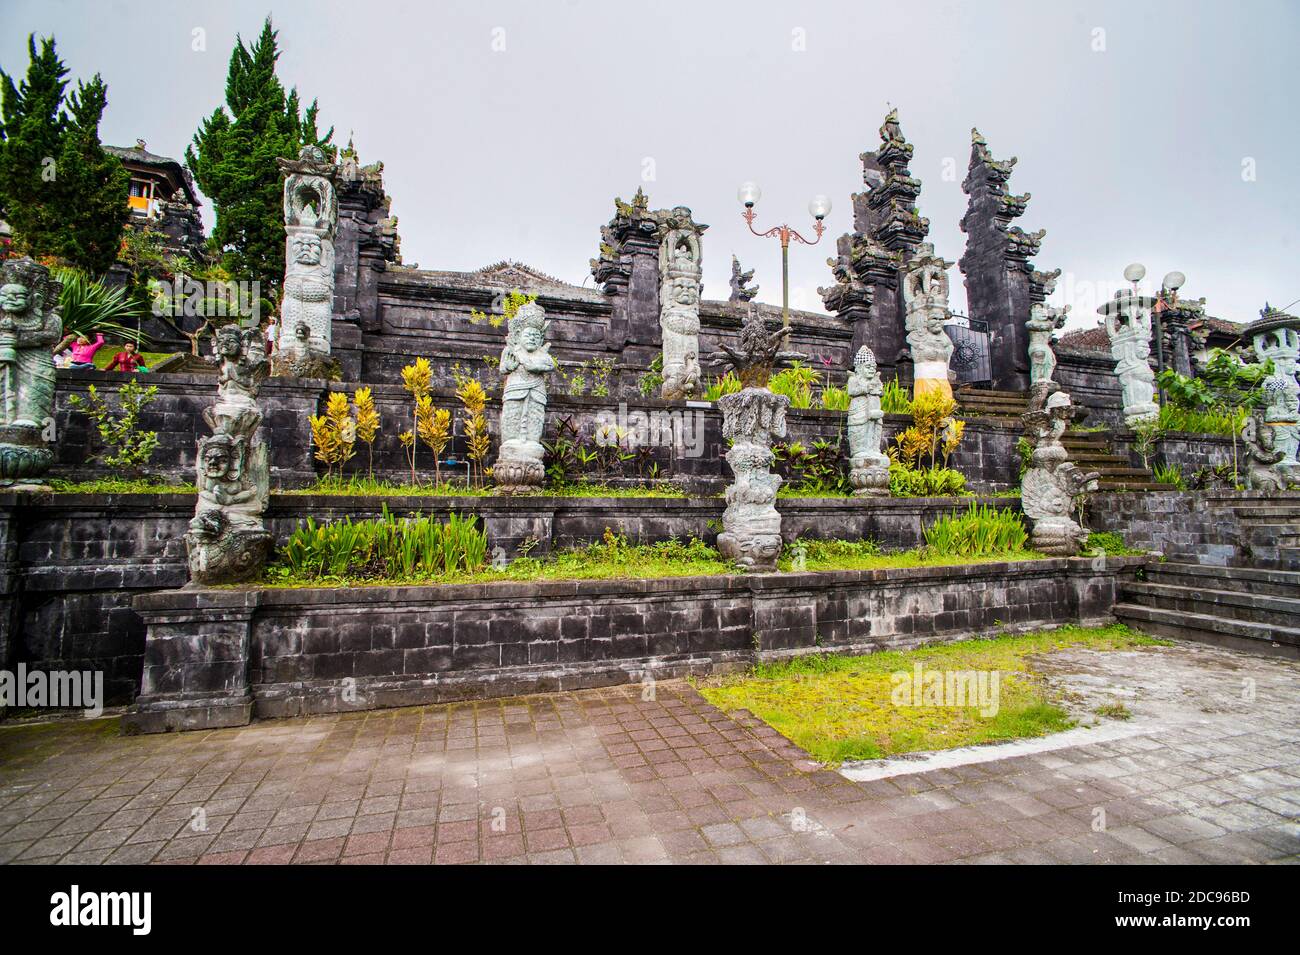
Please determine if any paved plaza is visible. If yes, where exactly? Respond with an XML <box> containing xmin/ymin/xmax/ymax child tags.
<box><xmin>1</xmin><ymin>639</ymin><xmax>1298</xmax><ymax>865</ymax></box>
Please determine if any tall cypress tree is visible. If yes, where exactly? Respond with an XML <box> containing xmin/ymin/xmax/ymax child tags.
<box><xmin>187</xmin><ymin>18</ymin><xmax>332</xmax><ymax>299</ymax></box>
<box><xmin>0</xmin><ymin>35</ymin><xmax>128</xmax><ymax>272</ymax></box>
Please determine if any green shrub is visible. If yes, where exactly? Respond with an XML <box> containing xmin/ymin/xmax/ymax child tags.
<box><xmin>818</xmin><ymin>384</ymin><xmax>850</xmax><ymax>412</ymax></box>
<box><xmin>1157</xmin><ymin>403</ymin><xmax>1243</xmax><ymax>437</ymax></box>
<box><xmin>1083</xmin><ymin>531</ymin><xmax>1144</xmax><ymax>556</ymax></box>
<box><xmin>881</xmin><ymin>377</ymin><xmax>912</xmax><ymax>415</ymax></box>
<box><xmin>1152</xmin><ymin>463</ymin><xmax>1186</xmax><ymax>490</ymax></box>
<box><xmin>702</xmin><ymin>372</ymin><xmax>742</xmax><ymax>401</ymax></box>
<box><xmin>67</xmin><ymin>380</ymin><xmax>160</xmax><ymax>470</ymax></box>
<box><xmin>55</xmin><ymin>267</ymin><xmax>148</xmax><ymax>343</ymax></box>
<box><xmin>888</xmin><ymin>463</ymin><xmax>966</xmax><ymax>497</ymax></box>
<box><xmin>769</xmin><ymin>361</ymin><xmax>818</xmax><ymax>409</ymax></box>
<box><xmin>923</xmin><ymin>503</ymin><xmax>1028</xmax><ymax>557</ymax></box>
<box><xmin>279</xmin><ymin>508</ymin><xmax>488</xmax><ymax>580</ymax></box>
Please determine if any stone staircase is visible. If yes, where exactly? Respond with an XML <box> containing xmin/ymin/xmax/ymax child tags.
<box><xmin>1114</xmin><ymin>562</ymin><xmax>1300</xmax><ymax>659</ymax></box>
<box><xmin>953</xmin><ymin>386</ymin><xmax>1171</xmax><ymax>491</ymax></box>
<box><xmin>1229</xmin><ymin>497</ymin><xmax>1300</xmax><ymax>571</ymax></box>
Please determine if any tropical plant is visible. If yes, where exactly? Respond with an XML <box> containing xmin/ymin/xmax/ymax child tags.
<box><xmin>774</xmin><ymin>438</ymin><xmax>851</xmax><ymax>496</ymax></box>
<box><xmin>455</xmin><ymin>374</ymin><xmax>491</xmax><ymax>487</ymax></box>
<box><xmin>352</xmin><ymin>387</ymin><xmax>380</xmax><ymax>478</ymax></box>
<box><xmin>53</xmin><ymin>267</ymin><xmax>147</xmax><ymax>343</ymax></box>
<box><xmin>1153</xmin><ymin>463</ymin><xmax>1186</xmax><ymax>490</ymax></box>
<box><xmin>399</xmin><ymin>357</ymin><xmax>432</xmax><ymax>484</ymax></box>
<box><xmin>703</xmin><ymin>371</ymin><xmax>742</xmax><ymax>401</ymax></box>
<box><xmin>67</xmin><ymin>379</ymin><xmax>159</xmax><ymax>470</ymax></box>
<box><xmin>638</xmin><ymin>353</ymin><xmax>664</xmax><ymax>398</ymax></box>
<box><xmin>888</xmin><ymin>462</ymin><xmax>967</xmax><ymax>497</ymax></box>
<box><xmin>186</xmin><ymin>17</ymin><xmax>333</xmax><ymax>296</ymax></box>
<box><xmin>1129</xmin><ymin>421</ymin><xmax>1165</xmax><ymax>471</ymax></box>
<box><xmin>279</xmin><ymin>507</ymin><xmax>488</xmax><ymax>580</ymax></box>
<box><xmin>769</xmin><ymin>361</ymin><xmax>818</xmax><ymax>409</ymax></box>
<box><xmin>468</xmin><ymin>289</ymin><xmax>534</xmax><ymax>328</ymax></box>
<box><xmin>819</xmin><ymin>384</ymin><xmax>850</xmax><ymax>412</ymax></box>
<box><xmin>923</xmin><ymin>503</ymin><xmax>1027</xmax><ymax>557</ymax></box>
<box><xmin>881</xmin><ymin>377</ymin><xmax>912</xmax><ymax>415</ymax></box>
<box><xmin>308</xmin><ymin>391</ymin><xmax>356</xmax><ymax>480</ymax></box>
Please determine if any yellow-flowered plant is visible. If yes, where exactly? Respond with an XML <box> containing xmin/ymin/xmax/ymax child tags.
<box><xmin>400</xmin><ymin>357</ymin><xmax>433</xmax><ymax>484</ymax></box>
<box><xmin>890</xmin><ymin>390</ymin><xmax>964</xmax><ymax>471</ymax></box>
<box><xmin>414</xmin><ymin>396</ymin><xmax>452</xmax><ymax>485</ymax></box>
<box><xmin>308</xmin><ymin>391</ymin><xmax>357</xmax><ymax>480</ymax></box>
<box><xmin>456</xmin><ymin>376</ymin><xmax>490</xmax><ymax>488</ymax></box>
<box><xmin>352</xmin><ymin>387</ymin><xmax>380</xmax><ymax>477</ymax></box>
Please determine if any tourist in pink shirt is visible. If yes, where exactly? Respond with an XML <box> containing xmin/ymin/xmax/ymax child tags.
<box><xmin>54</xmin><ymin>332</ymin><xmax>105</xmax><ymax>369</ymax></box>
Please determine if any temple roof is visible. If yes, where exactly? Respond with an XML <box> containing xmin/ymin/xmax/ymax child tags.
<box><xmin>105</xmin><ymin>142</ymin><xmax>200</xmax><ymax>205</ymax></box>
<box><xmin>470</xmin><ymin>260</ymin><xmax>579</xmax><ymax>290</ymax></box>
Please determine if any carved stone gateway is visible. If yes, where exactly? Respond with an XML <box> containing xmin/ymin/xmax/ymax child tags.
<box><xmin>710</xmin><ymin>311</ymin><xmax>805</xmax><ymax>571</ymax></box>
<box><xmin>846</xmin><ymin>346</ymin><xmax>890</xmax><ymax>496</ymax></box>
<box><xmin>657</xmin><ymin>207</ymin><xmax>706</xmax><ymax>400</ymax></box>
<box><xmin>494</xmin><ymin>302</ymin><xmax>555</xmax><ymax>493</ymax></box>
<box><xmin>1245</xmin><ymin>307</ymin><xmax>1300</xmax><ymax>487</ymax></box>
<box><xmin>728</xmin><ymin>255</ymin><xmax>758</xmax><ymax>303</ymax></box>
<box><xmin>1097</xmin><ymin>287</ymin><xmax>1159</xmax><ymax>428</ymax></box>
<box><xmin>278</xmin><ymin>145</ymin><xmax>338</xmax><ymax>368</ymax></box>
<box><xmin>902</xmin><ymin>243</ymin><xmax>955</xmax><ymax>400</ymax></box>
<box><xmin>0</xmin><ymin>258</ymin><xmax>61</xmax><ymax>489</ymax></box>
<box><xmin>186</xmin><ymin>324</ymin><xmax>272</xmax><ymax>584</ymax></box>
<box><xmin>1020</xmin><ymin>391</ymin><xmax>1099</xmax><ymax>555</ymax></box>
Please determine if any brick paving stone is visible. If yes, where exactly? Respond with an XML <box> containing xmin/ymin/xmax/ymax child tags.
<box><xmin>1</xmin><ymin>643</ymin><xmax>1297</xmax><ymax>865</ymax></box>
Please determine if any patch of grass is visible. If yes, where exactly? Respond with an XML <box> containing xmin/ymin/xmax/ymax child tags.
<box><xmin>48</xmin><ymin>478</ymin><xmax>195</xmax><ymax>494</ymax></box>
<box><xmin>1094</xmin><ymin>701</ymin><xmax>1132</xmax><ymax>720</ymax></box>
<box><xmin>1084</xmin><ymin>531</ymin><xmax>1147</xmax><ymax>557</ymax></box>
<box><xmin>91</xmin><ymin>349</ymin><xmax>175</xmax><ymax>370</ymax></box>
<box><xmin>696</xmin><ymin>624</ymin><xmax>1162</xmax><ymax>765</ymax></box>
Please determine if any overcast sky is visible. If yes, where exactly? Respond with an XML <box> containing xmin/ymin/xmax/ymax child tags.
<box><xmin>6</xmin><ymin>0</ymin><xmax>1298</xmax><ymax>330</ymax></box>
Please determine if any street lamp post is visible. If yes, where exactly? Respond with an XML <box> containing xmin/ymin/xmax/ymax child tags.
<box><xmin>737</xmin><ymin>182</ymin><xmax>831</xmax><ymax>329</ymax></box>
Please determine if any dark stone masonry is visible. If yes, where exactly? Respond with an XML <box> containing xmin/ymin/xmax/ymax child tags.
<box><xmin>122</xmin><ymin>556</ymin><xmax>1142</xmax><ymax>733</ymax></box>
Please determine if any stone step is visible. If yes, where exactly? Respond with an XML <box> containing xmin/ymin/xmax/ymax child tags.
<box><xmin>1243</xmin><ymin>545</ymin><xmax>1300</xmax><ymax>572</ymax></box>
<box><xmin>1093</xmin><ymin>466</ymin><xmax>1164</xmax><ymax>478</ymax></box>
<box><xmin>1113</xmin><ymin>602</ymin><xmax>1300</xmax><ymax>659</ymax></box>
<box><xmin>1121</xmin><ymin>580</ymin><xmax>1300</xmax><ymax>629</ymax></box>
<box><xmin>1095</xmin><ymin>481</ymin><xmax>1177</xmax><ymax>491</ymax></box>
<box><xmin>1147</xmin><ymin>561</ymin><xmax>1300</xmax><ymax>598</ymax></box>
<box><xmin>955</xmin><ymin>387</ymin><xmax>1029</xmax><ymax>400</ymax></box>
<box><xmin>1232</xmin><ymin>506</ymin><xmax>1300</xmax><ymax>519</ymax></box>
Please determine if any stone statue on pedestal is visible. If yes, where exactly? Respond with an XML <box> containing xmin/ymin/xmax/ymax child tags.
<box><xmin>709</xmin><ymin>310</ymin><xmax>806</xmax><ymax>571</ymax></box>
<box><xmin>494</xmin><ymin>301</ymin><xmax>555</xmax><ymax>493</ymax></box>
<box><xmin>658</xmin><ymin>208</ymin><xmax>706</xmax><ymax>400</ymax></box>
<box><xmin>846</xmin><ymin>346</ymin><xmax>890</xmax><ymax>496</ymax></box>
<box><xmin>1026</xmin><ymin>301</ymin><xmax>1069</xmax><ymax>411</ymax></box>
<box><xmin>1020</xmin><ymin>391</ymin><xmax>1099</xmax><ymax>555</ymax></box>
<box><xmin>902</xmin><ymin>243</ymin><xmax>954</xmax><ymax>400</ymax></box>
<box><xmin>1097</xmin><ymin>289</ymin><xmax>1159</xmax><ymax>428</ymax></box>
<box><xmin>1246</xmin><ymin>307</ymin><xmax>1300</xmax><ymax>486</ymax></box>
<box><xmin>187</xmin><ymin>324</ymin><xmax>272</xmax><ymax>584</ymax></box>
<box><xmin>728</xmin><ymin>255</ymin><xmax>758</xmax><ymax>303</ymax></box>
<box><xmin>1241</xmin><ymin>412</ymin><xmax>1287</xmax><ymax>491</ymax></box>
<box><xmin>0</xmin><ymin>258</ymin><xmax>61</xmax><ymax>489</ymax></box>
<box><xmin>278</xmin><ymin>145</ymin><xmax>337</xmax><ymax>366</ymax></box>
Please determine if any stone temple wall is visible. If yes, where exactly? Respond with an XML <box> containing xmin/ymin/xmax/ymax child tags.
<box><xmin>124</xmin><ymin>556</ymin><xmax>1142</xmax><ymax>728</ymax></box>
<box><xmin>0</xmin><ymin>491</ymin><xmax>1024</xmax><ymax>703</ymax></box>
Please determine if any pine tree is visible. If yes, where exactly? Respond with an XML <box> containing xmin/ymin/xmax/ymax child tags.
<box><xmin>186</xmin><ymin>18</ymin><xmax>332</xmax><ymax>300</ymax></box>
<box><xmin>0</xmin><ymin>35</ymin><xmax>128</xmax><ymax>271</ymax></box>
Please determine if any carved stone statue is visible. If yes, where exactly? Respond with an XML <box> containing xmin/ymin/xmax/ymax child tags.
<box><xmin>1097</xmin><ymin>288</ymin><xmax>1159</xmax><ymax>428</ymax></box>
<box><xmin>278</xmin><ymin>145</ymin><xmax>338</xmax><ymax>360</ymax></box>
<box><xmin>728</xmin><ymin>255</ymin><xmax>759</xmax><ymax>303</ymax></box>
<box><xmin>901</xmin><ymin>243</ymin><xmax>955</xmax><ymax>400</ymax></box>
<box><xmin>846</xmin><ymin>346</ymin><xmax>890</xmax><ymax>496</ymax></box>
<box><xmin>1020</xmin><ymin>391</ymin><xmax>1099</xmax><ymax>555</ymax></box>
<box><xmin>1026</xmin><ymin>301</ymin><xmax>1069</xmax><ymax>411</ymax></box>
<box><xmin>272</xmin><ymin>320</ymin><xmax>336</xmax><ymax>380</ymax></box>
<box><xmin>1246</xmin><ymin>307</ymin><xmax>1300</xmax><ymax>485</ymax></box>
<box><xmin>658</xmin><ymin>207</ymin><xmax>706</xmax><ymax>400</ymax></box>
<box><xmin>494</xmin><ymin>301</ymin><xmax>555</xmax><ymax>493</ymax></box>
<box><xmin>0</xmin><ymin>258</ymin><xmax>61</xmax><ymax>489</ymax></box>
<box><xmin>1241</xmin><ymin>412</ymin><xmax>1287</xmax><ymax>491</ymax></box>
<box><xmin>187</xmin><ymin>324</ymin><xmax>272</xmax><ymax>583</ymax></box>
<box><xmin>709</xmin><ymin>311</ymin><xmax>805</xmax><ymax>571</ymax></box>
